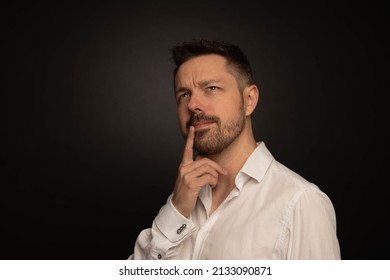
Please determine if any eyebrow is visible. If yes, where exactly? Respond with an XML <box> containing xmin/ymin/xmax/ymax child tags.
<box><xmin>175</xmin><ymin>79</ymin><xmax>222</xmax><ymax>95</ymax></box>
<box><xmin>175</xmin><ymin>86</ymin><xmax>190</xmax><ymax>95</ymax></box>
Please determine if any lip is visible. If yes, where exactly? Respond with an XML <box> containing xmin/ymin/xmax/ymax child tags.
<box><xmin>192</xmin><ymin>121</ymin><xmax>215</xmax><ymax>131</ymax></box>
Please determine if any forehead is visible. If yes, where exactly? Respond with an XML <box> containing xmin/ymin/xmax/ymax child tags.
<box><xmin>175</xmin><ymin>54</ymin><xmax>233</xmax><ymax>84</ymax></box>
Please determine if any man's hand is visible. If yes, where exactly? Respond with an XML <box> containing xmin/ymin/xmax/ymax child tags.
<box><xmin>171</xmin><ymin>126</ymin><xmax>228</xmax><ymax>218</ymax></box>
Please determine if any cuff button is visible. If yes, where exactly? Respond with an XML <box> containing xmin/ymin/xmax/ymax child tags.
<box><xmin>176</xmin><ymin>224</ymin><xmax>187</xmax><ymax>234</ymax></box>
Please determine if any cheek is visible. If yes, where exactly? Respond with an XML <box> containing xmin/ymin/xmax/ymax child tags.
<box><xmin>177</xmin><ymin>109</ymin><xmax>189</xmax><ymax>127</ymax></box>
<box><xmin>217</xmin><ymin>101</ymin><xmax>240</xmax><ymax>116</ymax></box>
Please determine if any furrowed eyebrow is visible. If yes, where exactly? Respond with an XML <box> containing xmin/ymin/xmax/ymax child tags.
<box><xmin>175</xmin><ymin>80</ymin><xmax>222</xmax><ymax>95</ymax></box>
<box><xmin>197</xmin><ymin>80</ymin><xmax>221</xmax><ymax>87</ymax></box>
<box><xmin>175</xmin><ymin>86</ymin><xmax>190</xmax><ymax>95</ymax></box>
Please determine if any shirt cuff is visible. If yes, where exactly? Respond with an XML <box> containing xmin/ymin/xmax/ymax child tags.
<box><xmin>154</xmin><ymin>196</ymin><xmax>196</xmax><ymax>243</ymax></box>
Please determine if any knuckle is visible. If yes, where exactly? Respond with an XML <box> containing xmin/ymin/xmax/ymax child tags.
<box><xmin>178</xmin><ymin>164</ymin><xmax>189</xmax><ymax>176</ymax></box>
<box><xmin>210</xmin><ymin>175</ymin><xmax>217</xmax><ymax>184</ymax></box>
<box><xmin>183</xmin><ymin>173</ymin><xmax>192</xmax><ymax>185</ymax></box>
<box><xmin>187</xmin><ymin>180</ymin><xmax>197</xmax><ymax>189</ymax></box>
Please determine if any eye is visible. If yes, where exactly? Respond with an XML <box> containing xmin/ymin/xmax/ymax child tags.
<box><xmin>177</xmin><ymin>92</ymin><xmax>190</xmax><ymax>102</ymax></box>
<box><xmin>207</xmin><ymin>86</ymin><xmax>219</xmax><ymax>91</ymax></box>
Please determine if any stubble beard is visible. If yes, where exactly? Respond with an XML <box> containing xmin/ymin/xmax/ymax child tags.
<box><xmin>190</xmin><ymin>107</ymin><xmax>246</xmax><ymax>156</ymax></box>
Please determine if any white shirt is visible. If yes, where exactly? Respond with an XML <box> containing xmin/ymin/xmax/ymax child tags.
<box><xmin>129</xmin><ymin>142</ymin><xmax>340</xmax><ymax>259</ymax></box>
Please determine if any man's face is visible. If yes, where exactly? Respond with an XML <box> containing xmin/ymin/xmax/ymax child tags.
<box><xmin>174</xmin><ymin>54</ymin><xmax>246</xmax><ymax>155</ymax></box>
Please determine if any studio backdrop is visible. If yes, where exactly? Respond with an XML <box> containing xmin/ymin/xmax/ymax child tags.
<box><xmin>1</xmin><ymin>1</ymin><xmax>388</xmax><ymax>259</ymax></box>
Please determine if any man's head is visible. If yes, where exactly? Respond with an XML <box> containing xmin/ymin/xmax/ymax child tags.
<box><xmin>171</xmin><ymin>39</ymin><xmax>258</xmax><ymax>155</ymax></box>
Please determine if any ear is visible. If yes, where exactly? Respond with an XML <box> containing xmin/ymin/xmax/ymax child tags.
<box><xmin>243</xmin><ymin>85</ymin><xmax>259</xmax><ymax>116</ymax></box>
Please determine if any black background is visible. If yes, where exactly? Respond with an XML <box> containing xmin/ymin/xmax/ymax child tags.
<box><xmin>1</xmin><ymin>1</ymin><xmax>389</xmax><ymax>260</ymax></box>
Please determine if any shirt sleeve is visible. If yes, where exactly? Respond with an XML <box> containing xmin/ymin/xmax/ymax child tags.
<box><xmin>285</xmin><ymin>187</ymin><xmax>341</xmax><ymax>259</ymax></box>
<box><xmin>128</xmin><ymin>195</ymin><xmax>196</xmax><ymax>260</ymax></box>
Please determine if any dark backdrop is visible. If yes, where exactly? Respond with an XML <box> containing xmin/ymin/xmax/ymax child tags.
<box><xmin>1</xmin><ymin>1</ymin><xmax>388</xmax><ymax>259</ymax></box>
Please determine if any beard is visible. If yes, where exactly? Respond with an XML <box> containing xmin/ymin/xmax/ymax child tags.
<box><xmin>186</xmin><ymin>106</ymin><xmax>246</xmax><ymax>155</ymax></box>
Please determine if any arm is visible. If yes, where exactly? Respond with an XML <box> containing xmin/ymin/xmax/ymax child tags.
<box><xmin>128</xmin><ymin>195</ymin><xmax>196</xmax><ymax>260</ymax></box>
<box><xmin>129</xmin><ymin>126</ymin><xmax>227</xmax><ymax>259</ymax></box>
<box><xmin>286</xmin><ymin>187</ymin><xmax>341</xmax><ymax>259</ymax></box>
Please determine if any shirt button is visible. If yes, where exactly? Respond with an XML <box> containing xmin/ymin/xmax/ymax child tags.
<box><xmin>157</xmin><ymin>254</ymin><xmax>162</xmax><ymax>259</ymax></box>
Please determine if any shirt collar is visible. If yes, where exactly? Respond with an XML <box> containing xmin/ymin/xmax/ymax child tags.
<box><xmin>235</xmin><ymin>142</ymin><xmax>274</xmax><ymax>190</ymax></box>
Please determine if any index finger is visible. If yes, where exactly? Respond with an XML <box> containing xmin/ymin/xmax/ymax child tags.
<box><xmin>182</xmin><ymin>126</ymin><xmax>195</xmax><ymax>165</ymax></box>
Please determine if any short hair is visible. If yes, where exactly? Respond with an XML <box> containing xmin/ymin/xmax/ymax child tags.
<box><xmin>171</xmin><ymin>39</ymin><xmax>254</xmax><ymax>90</ymax></box>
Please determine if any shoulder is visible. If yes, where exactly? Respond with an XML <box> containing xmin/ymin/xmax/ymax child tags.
<box><xmin>267</xmin><ymin>158</ymin><xmax>319</xmax><ymax>193</ymax></box>
<box><xmin>244</xmin><ymin>142</ymin><xmax>331</xmax><ymax>208</ymax></box>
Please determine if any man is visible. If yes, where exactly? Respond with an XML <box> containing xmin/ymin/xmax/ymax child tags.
<box><xmin>129</xmin><ymin>39</ymin><xmax>340</xmax><ymax>259</ymax></box>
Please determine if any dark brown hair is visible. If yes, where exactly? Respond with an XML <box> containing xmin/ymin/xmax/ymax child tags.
<box><xmin>171</xmin><ymin>39</ymin><xmax>254</xmax><ymax>90</ymax></box>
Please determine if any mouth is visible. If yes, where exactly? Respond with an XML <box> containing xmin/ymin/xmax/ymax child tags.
<box><xmin>192</xmin><ymin>121</ymin><xmax>215</xmax><ymax>131</ymax></box>
<box><xmin>186</xmin><ymin>114</ymin><xmax>219</xmax><ymax>130</ymax></box>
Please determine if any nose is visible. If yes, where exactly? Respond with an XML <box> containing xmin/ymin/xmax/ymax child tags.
<box><xmin>187</xmin><ymin>92</ymin><xmax>204</xmax><ymax>113</ymax></box>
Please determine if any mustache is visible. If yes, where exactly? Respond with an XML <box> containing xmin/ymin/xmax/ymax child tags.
<box><xmin>186</xmin><ymin>114</ymin><xmax>220</xmax><ymax>129</ymax></box>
